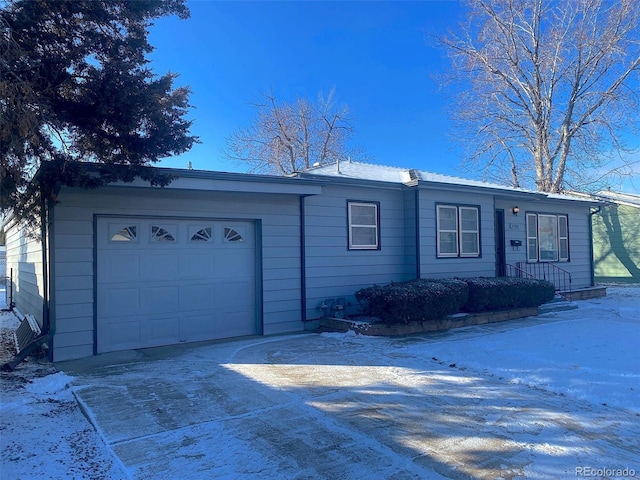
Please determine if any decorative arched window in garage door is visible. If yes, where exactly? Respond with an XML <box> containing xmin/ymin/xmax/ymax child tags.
<box><xmin>151</xmin><ymin>225</ymin><xmax>177</xmax><ymax>242</ymax></box>
<box><xmin>110</xmin><ymin>225</ymin><xmax>137</xmax><ymax>242</ymax></box>
<box><xmin>224</xmin><ymin>227</ymin><xmax>244</xmax><ymax>243</ymax></box>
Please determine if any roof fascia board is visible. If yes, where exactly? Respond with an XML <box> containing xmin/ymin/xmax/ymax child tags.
<box><xmin>540</xmin><ymin>195</ymin><xmax>602</xmax><ymax>206</ymax></box>
<box><xmin>419</xmin><ymin>181</ymin><xmax>601</xmax><ymax>205</ymax></box>
<box><xmin>298</xmin><ymin>173</ymin><xmax>406</xmax><ymax>191</ymax></box>
<box><xmin>107</xmin><ymin>175</ymin><xmax>322</xmax><ymax>195</ymax></box>
<box><xmin>77</xmin><ymin>163</ymin><xmax>323</xmax><ymax>195</ymax></box>
<box><xmin>417</xmin><ymin>181</ymin><xmax>546</xmax><ymax>200</ymax></box>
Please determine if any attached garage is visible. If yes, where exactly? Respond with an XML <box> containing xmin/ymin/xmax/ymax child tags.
<box><xmin>0</xmin><ymin>169</ymin><xmax>322</xmax><ymax>362</ymax></box>
<box><xmin>96</xmin><ymin>217</ymin><xmax>258</xmax><ymax>353</ymax></box>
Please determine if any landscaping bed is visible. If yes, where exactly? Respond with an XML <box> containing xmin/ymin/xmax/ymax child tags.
<box><xmin>320</xmin><ymin>276</ymin><xmax>558</xmax><ymax>336</ymax></box>
<box><xmin>320</xmin><ymin>306</ymin><xmax>539</xmax><ymax>336</ymax></box>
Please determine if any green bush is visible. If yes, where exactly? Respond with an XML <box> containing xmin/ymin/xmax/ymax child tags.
<box><xmin>355</xmin><ymin>279</ymin><xmax>468</xmax><ymax>324</ymax></box>
<box><xmin>462</xmin><ymin>277</ymin><xmax>555</xmax><ymax>312</ymax></box>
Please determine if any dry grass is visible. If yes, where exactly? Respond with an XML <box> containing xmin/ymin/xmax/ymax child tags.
<box><xmin>0</xmin><ymin>324</ymin><xmax>18</xmax><ymax>365</ymax></box>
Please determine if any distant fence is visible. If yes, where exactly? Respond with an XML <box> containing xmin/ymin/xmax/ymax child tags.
<box><xmin>1</xmin><ymin>250</ymin><xmax>12</xmax><ymax>309</ymax></box>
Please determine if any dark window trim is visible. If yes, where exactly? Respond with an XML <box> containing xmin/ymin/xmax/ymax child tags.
<box><xmin>525</xmin><ymin>211</ymin><xmax>570</xmax><ymax>263</ymax></box>
<box><xmin>435</xmin><ymin>203</ymin><xmax>482</xmax><ymax>259</ymax></box>
<box><xmin>346</xmin><ymin>200</ymin><xmax>381</xmax><ymax>251</ymax></box>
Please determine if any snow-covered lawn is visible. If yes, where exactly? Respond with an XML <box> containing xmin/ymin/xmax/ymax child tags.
<box><xmin>0</xmin><ymin>313</ymin><xmax>125</xmax><ymax>480</ymax></box>
<box><xmin>1</xmin><ymin>285</ymin><xmax>638</xmax><ymax>479</ymax></box>
<box><xmin>401</xmin><ymin>287</ymin><xmax>639</xmax><ymax>415</ymax></box>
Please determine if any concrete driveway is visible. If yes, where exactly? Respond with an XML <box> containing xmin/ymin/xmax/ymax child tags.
<box><xmin>59</xmin><ymin>314</ymin><xmax>639</xmax><ymax>480</ymax></box>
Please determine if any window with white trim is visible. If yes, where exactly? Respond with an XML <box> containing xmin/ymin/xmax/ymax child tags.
<box><xmin>526</xmin><ymin>213</ymin><xmax>569</xmax><ymax>262</ymax></box>
<box><xmin>348</xmin><ymin>201</ymin><xmax>379</xmax><ymax>250</ymax></box>
<box><xmin>437</xmin><ymin>205</ymin><xmax>480</xmax><ymax>258</ymax></box>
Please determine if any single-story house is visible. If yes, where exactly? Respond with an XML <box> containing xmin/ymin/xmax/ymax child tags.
<box><xmin>3</xmin><ymin>161</ymin><xmax>601</xmax><ymax>362</ymax></box>
<box><xmin>590</xmin><ymin>190</ymin><xmax>640</xmax><ymax>283</ymax></box>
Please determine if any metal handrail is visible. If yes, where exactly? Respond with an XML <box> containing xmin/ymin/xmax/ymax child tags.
<box><xmin>505</xmin><ymin>263</ymin><xmax>535</xmax><ymax>280</ymax></box>
<box><xmin>516</xmin><ymin>262</ymin><xmax>572</xmax><ymax>295</ymax></box>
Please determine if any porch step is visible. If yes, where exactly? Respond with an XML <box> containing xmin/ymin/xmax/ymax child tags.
<box><xmin>539</xmin><ymin>299</ymin><xmax>579</xmax><ymax>314</ymax></box>
<box><xmin>559</xmin><ymin>286</ymin><xmax>607</xmax><ymax>301</ymax></box>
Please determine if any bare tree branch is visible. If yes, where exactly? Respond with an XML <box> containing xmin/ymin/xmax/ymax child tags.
<box><xmin>438</xmin><ymin>0</ymin><xmax>640</xmax><ymax>192</ymax></box>
<box><xmin>224</xmin><ymin>88</ymin><xmax>366</xmax><ymax>175</ymax></box>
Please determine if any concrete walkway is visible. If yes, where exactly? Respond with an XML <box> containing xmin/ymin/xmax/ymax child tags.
<box><xmin>59</xmin><ymin>318</ymin><xmax>639</xmax><ymax>480</ymax></box>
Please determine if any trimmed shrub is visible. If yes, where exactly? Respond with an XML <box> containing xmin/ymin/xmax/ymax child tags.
<box><xmin>462</xmin><ymin>277</ymin><xmax>555</xmax><ymax>312</ymax></box>
<box><xmin>355</xmin><ymin>279</ymin><xmax>468</xmax><ymax>324</ymax></box>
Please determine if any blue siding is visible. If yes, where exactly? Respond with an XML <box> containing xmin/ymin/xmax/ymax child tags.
<box><xmin>304</xmin><ymin>185</ymin><xmax>410</xmax><ymax>319</ymax></box>
<box><xmin>403</xmin><ymin>189</ymin><xmax>419</xmax><ymax>278</ymax></box>
<box><xmin>4</xmin><ymin>219</ymin><xmax>45</xmax><ymax>326</ymax></box>
<box><xmin>418</xmin><ymin>188</ymin><xmax>496</xmax><ymax>279</ymax></box>
<box><xmin>496</xmin><ymin>198</ymin><xmax>594</xmax><ymax>289</ymax></box>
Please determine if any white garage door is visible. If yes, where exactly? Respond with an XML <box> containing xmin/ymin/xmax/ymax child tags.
<box><xmin>96</xmin><ymin>217</ymin><xmax>257</xmax><ymax>353</ymax></box>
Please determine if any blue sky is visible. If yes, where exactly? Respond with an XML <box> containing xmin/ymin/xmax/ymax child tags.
<box><xmin>148</xmin><ymin>0</ymin><xmax>466</xmax><ymax>176</ymax></box>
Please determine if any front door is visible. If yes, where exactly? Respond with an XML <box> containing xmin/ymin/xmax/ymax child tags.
<box><xmin>495</xmin><ymin>209</ymin><xmax>506</xmax><ymax>276</ymax></box>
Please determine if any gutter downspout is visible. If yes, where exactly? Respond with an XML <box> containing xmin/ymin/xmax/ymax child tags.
<box><xmin>40</xmin><ymin>195</ymin><xmax>50</xmax><ymax>334</ymax></box>
<box><xmin>46</xmin><ymin>194</ymin><xmax>56</xmax><ymax>361</ymax></box>
<box><xmin>589</xmin><ymin>206</ymin><xmax>602</xmax><ymax>287</ymax></box>
<box><xmin>414</xmin><ymin>189</ymin><xmax>421</xmax><ymax>279</ymax></box>
<box><xmin>40</xmin><ymin>185</ymin><xmax>61</xmax><ymax>361</ymax></box>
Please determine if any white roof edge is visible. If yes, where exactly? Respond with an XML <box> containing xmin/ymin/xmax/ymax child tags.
<box><xmin>576</xmin><ymin>190</ymin><xmax>640</xmax><ymax>208</ymax></box>
<box><xmin>543</xmin><ymin>193</ymin><xmax>602</xmax><ymax>204</ymax></box>
<box><xmin>597</xmin><ymin>190</ymin><xmax>640</xmax><ymax>202</ymax></box>
<box><xmin>304</xmin><ymin>161</ymin><xmax>603</xmax><ymax>202</ymax></box>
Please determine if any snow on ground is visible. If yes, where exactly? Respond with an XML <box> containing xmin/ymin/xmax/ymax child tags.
<box><xmin>398</xmin><ymin>285</ymin><xmax>640</xmax><ymax>415</ymax></box>
<box><xmin>0</xmin><ymin>312</ymin><xmax>127</xmax><ymax>480</ymax></box>
<box><xmin>0</xmin><ymin>285</ymin><xmax>638</xmax><ymax>479</ymax></box>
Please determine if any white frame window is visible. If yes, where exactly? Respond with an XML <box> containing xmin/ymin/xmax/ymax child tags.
<box><xmin>348</xmin><ymin>201</ymin><xmax>379</xmax><ymax>250</ymax></box>
<box><xmin>526</xmin><ymin>214</ymin><xmax>539</xmax><ymax>261</ymax></box>
<box><xmin>437</xmin><ymin>205</ymin><xmax>480</xmax><ymax>258</ymax></box>
<box><xmin>526</xmin><ymin>213</ymin><xmax>569</xmax><ymax>262</ymax></box>
<box><xmin>437</xmin><ymin>205</ymin><xmax>458</xmax><ymax>257</ymax></box>
<box><xmin>459</xmin><ymin>207</ymin><xmax>480</xmax><ymax>257</ymax></box>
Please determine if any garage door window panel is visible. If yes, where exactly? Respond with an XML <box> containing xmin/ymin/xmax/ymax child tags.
<box><xmin>190</xmin><ymin>226</ymin><xmax>213</xmax><ymax>242</ymax></box>
<box><xmin>151</xmin><ymin>225</ymin><xmax>177</xmax><ymax>242</ymax></box>
<box><xmin>224</xmin><ymin>227</ymin><xmax>244</xmax><ymax>243</ymax></box>
<box><xmin>110</xmin><ymin>225</ymin><xmax>138</xmax><ymax>242</ymax></box>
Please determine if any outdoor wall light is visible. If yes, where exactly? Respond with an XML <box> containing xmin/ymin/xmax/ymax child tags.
<box><xmin>512</xmin><ymin>206</ymin><xmax>520</xmax><ymax>216</ymax></box>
